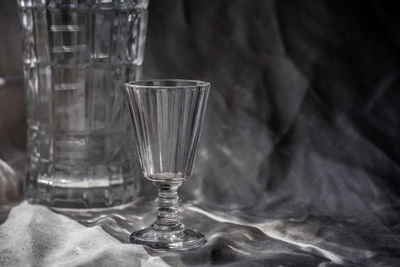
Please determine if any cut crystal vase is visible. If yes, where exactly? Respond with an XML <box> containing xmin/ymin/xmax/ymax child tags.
<box><xmin>17</xmin><ymin>0</ymin><xmax>149</xmax><ymax>208</ymax></box>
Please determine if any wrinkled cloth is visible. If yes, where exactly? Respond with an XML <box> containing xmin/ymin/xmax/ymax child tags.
<box><xmin>1</xmin><ymin>0</ymin><xmax>400</xmax><ymax>266</ymax></box>
<box><xmin>1</xmin><ymin>199</ymin><xmax>399</xmax><ymax>266</ymax></box>
<box><xmin>0</xmin><ymin>202</ymin><xmax>168</xmax><ymax>267</ymax></box>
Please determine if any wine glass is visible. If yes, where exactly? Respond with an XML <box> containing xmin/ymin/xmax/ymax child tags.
<box><xmin>124</xmin><ymin>79</ymin><xmax>210</xmax><ymax>250</ymax></box>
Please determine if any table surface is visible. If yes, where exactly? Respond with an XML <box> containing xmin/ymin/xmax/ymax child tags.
<box><xmin>1</xmin><ymin>196</ymin><xmax>399</xmax><ymax>266</ymax></box>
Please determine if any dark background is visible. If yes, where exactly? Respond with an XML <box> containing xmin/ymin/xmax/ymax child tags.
<box><xmin>1</xmin><ymin>0</ymin><xmax>400</xmax><ymax>265</ymax></box>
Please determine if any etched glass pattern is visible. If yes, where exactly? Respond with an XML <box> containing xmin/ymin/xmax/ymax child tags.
<box><xmin>125</xmin><ymin>80</ymin><xmax>210</xmax><ymax>250</ymax></box>
<box><xmin>17</xmin><ymin>0</ymin><xmax>149</xmax><ymax>208</ymax></box>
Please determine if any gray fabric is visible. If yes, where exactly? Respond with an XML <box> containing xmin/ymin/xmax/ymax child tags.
<box><xmin>0</xmin><ymin>202</ymin><xmax>168</xmax><ymax>267</ymax></box>
<box><xmin>1</xmin><ymin>0</ymin><xmax>400</xmax><ymax>266</ymax></box>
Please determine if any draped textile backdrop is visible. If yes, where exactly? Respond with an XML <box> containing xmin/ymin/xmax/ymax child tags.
<box><xmin>1</xmin><ymin>0</ymin><xmax>400</xmax><ymax>266</ymax></box>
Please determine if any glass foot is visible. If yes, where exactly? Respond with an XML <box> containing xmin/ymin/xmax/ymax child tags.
<box><xmin>130</xmin><ymin>226</ymin><xmax>206</xmax><ymax>250</ymax></box>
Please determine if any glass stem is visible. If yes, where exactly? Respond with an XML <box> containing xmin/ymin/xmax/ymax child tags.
<box><xmin>153</xmin><ymin>181</ymin><xmax>184</xmax><ymax>231</ymax></box>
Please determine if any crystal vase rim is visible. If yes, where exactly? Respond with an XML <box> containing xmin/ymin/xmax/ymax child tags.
<box><xmin>124</xmin><ymin>79</ymin><xmax>210</xmax><ymax>90</ymax></box>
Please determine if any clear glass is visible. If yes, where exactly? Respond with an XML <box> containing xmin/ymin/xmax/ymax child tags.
<box><xmin>17</xmin><ymin>0</ymin><xmax>149</xmax><ymax>208</ymax></box>
<box><xmin>124</xmin><ymin>79</ymin><xmax>210</xmax><ymax>250</ymax></box>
